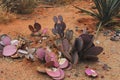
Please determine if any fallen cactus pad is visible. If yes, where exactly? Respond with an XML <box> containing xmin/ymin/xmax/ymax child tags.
<box><xmin>3</xmin><ymin>45</ymin><xmax>17</xmax><ymax>56</ymax></box>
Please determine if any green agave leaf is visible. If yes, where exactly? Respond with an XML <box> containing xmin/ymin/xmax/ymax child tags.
<box><xmin>73</xmin><ymin>5</ymin><xmax>98</xmax><ymax>18</ymax></box>
<box><xmin>74</xmin><ymin>0</ymin><xmax>120</xmax><ymax>27</ymax></box>
<box><xmin>104</xmin><ymin>19</ymin><xmax>120</xmax><ymax>26</ymax></box>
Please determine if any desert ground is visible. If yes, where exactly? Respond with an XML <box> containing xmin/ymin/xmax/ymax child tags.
<box><xmin>0</xmin><ymin>1</ymin><xmax>120</xmax><ymax>80</ymax></box>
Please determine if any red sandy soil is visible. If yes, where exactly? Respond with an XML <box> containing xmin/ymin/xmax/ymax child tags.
<box><xmin>0</xmin><ymin>1</ymin><xmax>120</xmax><ymax>80</ymax></box>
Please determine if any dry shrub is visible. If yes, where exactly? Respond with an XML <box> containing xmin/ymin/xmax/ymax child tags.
<box><xmin>1</xmin><ymin>0</ymin><xmax>37</xmax><ymax>14</ymax></box>
<box><xmin>42</xmin><ymin>0</ymin><xmax>75</xmax><ymax>5</ymax></box>
<box><xmin>0</xmin><ymin>6</ymin><xmax>16</xmax><ymax>24</ymax></box>
<box><xmin>55</xmin><ymin>0</ymin><xmax>74</xmax><ymax>5</ymax></box>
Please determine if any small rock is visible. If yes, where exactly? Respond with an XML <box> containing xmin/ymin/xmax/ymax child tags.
<box><xmin>1</xmin><ymin>71</ymin><xmax>3</xmax><ymax>73</ymax></box>
<box><xmin>103</xmin><ymin>52</ymin><xmax>105</xmax><ymax>55</ymax></box>
<box><xmin>74</xmin><ymin>73</ymin><xmax>79</xmax><ymax>77</ymax></box>
<box><xmin>95</xmin><ymin>40</ymin><xmax>100</xmax><ymax>44</ymax></box>
<box><xmin>101</xmin><ymin>75</ymin><xmax>104</xmax><ymax>78</ymax></box>
<box><xmin>20</xmin><ymin>17</ymin><xmax>29</xmax><ymax>20</ymax></box>
<box><xmin>67</xmin><ymin>75</ymin><xmax>71</xmax><ymax>78</ymax></box>
<box><xmin>110</xmin><ymin>36</ymin><xmax>119</xmax><ymax>41</ymax></box>
<box><xmin>102</xmin><ymin>64</ymin><xmax>111</xmax><ymax>71</ymax></box>
<box><xmin>85</xmin><ymin>65</ymin><xmax>89</xmax><ymax>68</ymax></box>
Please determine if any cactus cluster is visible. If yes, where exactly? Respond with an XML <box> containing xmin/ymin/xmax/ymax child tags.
<box><xmin>52</xmin><ymin>15</ymin><xmax>103</xmax><ymax>64</ymax></box>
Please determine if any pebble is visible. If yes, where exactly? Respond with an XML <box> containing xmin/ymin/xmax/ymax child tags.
<box><xmin>74</xmin><ymin>73</ymin><xmax>79</xmax><ymax>77</ymax></box>
<box><xmin>95</xmin><ymin>40</ymin><xmax>100</xmax><ymax>44</ymax></box>
<box><xmin>1</xmin><ymin>70</ymin><xmax>3</xmax><ymax>73</ymax></box>
<box><xmin>103</xmin><ymin>52</ymin><xmax>105</xmax><ymax>55</ymax></box>
<box><xmin>101</xmin><ymin>75</ymin><xmax>104</xmax><ymax>78</ymax></box>
<box><xmin>102</xmin><ymin>64</ymin><xmax>111</xmax><ymax>71</ymax></box>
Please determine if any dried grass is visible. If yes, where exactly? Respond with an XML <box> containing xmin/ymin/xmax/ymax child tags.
<box><xmin>55</xmin><ymin>0</ymin><xmax>74</xmax><ymax>4</ymax></box>
<box><xmin>0</xmin><ymin>6</ymin><xmax>16</xmax><ymax>24</ymax></box>
<box><xmin>39</xmin><ymin>0</ymin><xmax>75</xmax><ymax>5</ymax></box>
<box><xmin>1</xmin><ymin>0</ymin><xmax>37</xmax><ymax>14</ymax></box>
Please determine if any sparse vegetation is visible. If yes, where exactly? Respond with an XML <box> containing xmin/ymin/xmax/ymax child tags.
<box><xmin>0</xmin><ymin>0</ymin><xmax>120</xmax><ymax>80</ymax></box>
<box><xmin>54</xmin><ymin>0</ymin><xmax>74</xmax><ymax>5</ymax></box>
<box><xmin>0</xmin><ymin>15</ymin><xmax>103</xmax><ymax>80</ymax></box>
<box><xmin>41</xmin><ymin>0</ymin><xmax>75</xmax><ymax>5</ymax></box>
<box><xmin>0</xmin><ymin>6</ymin><xmax>16</xmax><ymax>24</ymax></box>
<box><xmin>74</xmin><ymin>0</ymin><xmax>120</xmax><ymax>38</ymax></box>
<box><xmin>1</xmin><ymin>0</ymin><xmax>37</xmax><ymax>14</ymax></box>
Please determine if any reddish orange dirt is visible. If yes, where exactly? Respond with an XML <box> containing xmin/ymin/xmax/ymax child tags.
<box><xmin>0</xmin><ymin>1</ymin><xmax>120</xmax><ymax>80</ymax></box>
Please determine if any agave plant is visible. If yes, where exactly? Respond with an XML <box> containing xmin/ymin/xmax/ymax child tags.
<box><xmin>74</xmin><ymin>0</ymin><xmax>120</xmax><ymax>36</ymax></box>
